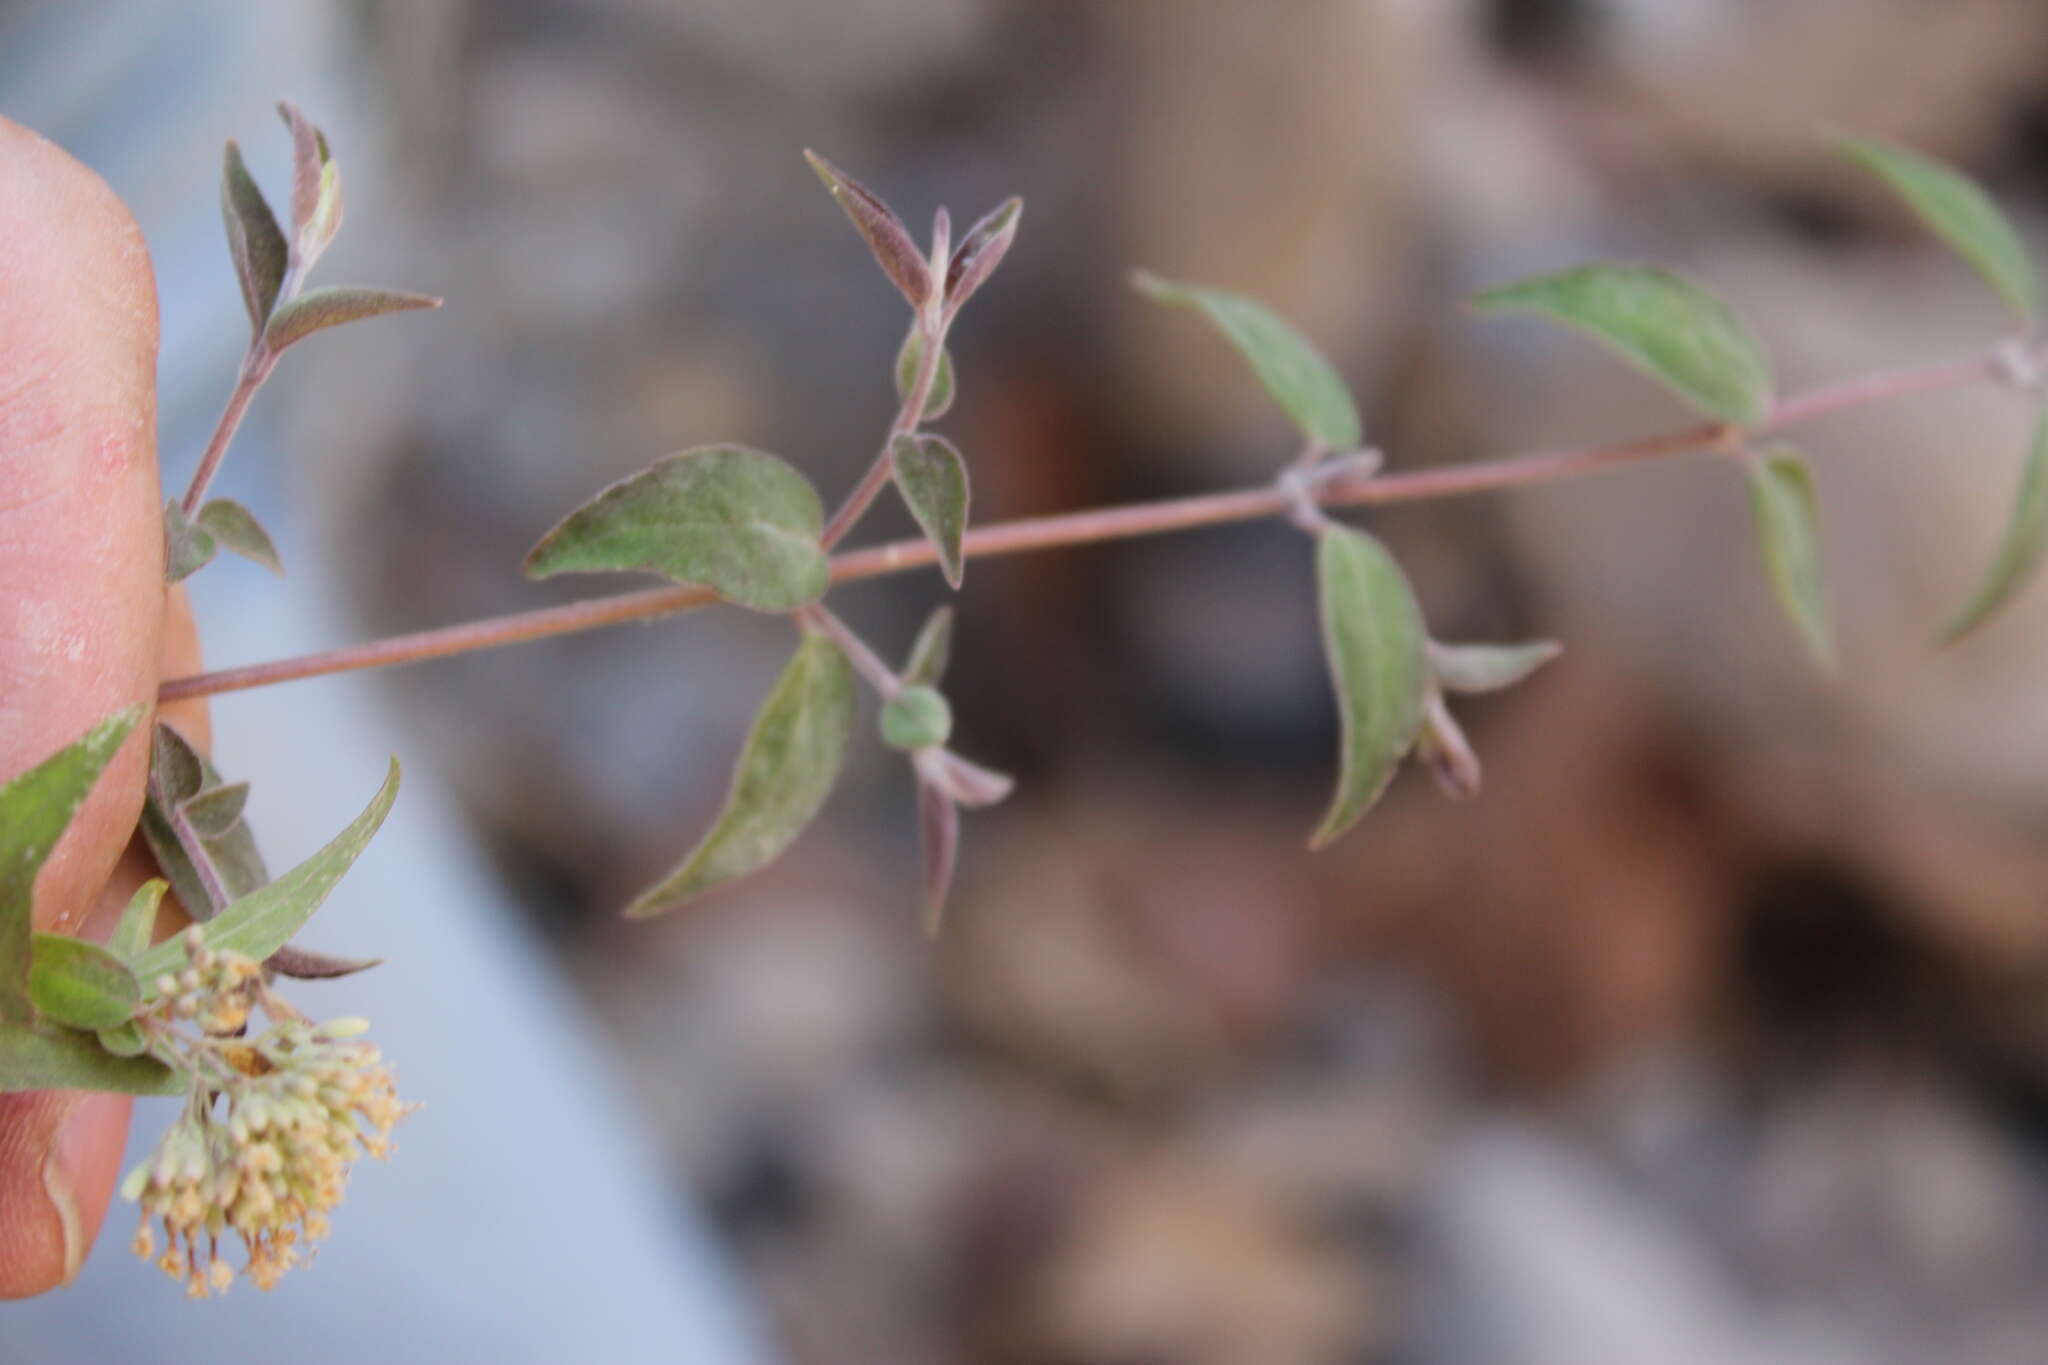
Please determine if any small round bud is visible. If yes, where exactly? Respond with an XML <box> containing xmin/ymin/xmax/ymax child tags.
<box><xmin>880</xmin><ymin>685</ymin><xmax>952</xmax><ymax>751</ymax></box>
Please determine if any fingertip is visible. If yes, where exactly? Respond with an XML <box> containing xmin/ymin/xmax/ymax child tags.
<box><xmin>0</xmin><ymin>1090</ymin><xmax>133</xmax><ymax>1298</ymax></box>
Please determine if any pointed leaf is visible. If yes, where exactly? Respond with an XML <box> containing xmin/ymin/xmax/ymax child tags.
<box><xmin>0</xmin><ymin>707</ymin><xmax>141</xmax><ymax>1024</ymax></box>
<box><xmin>804</xmin><ymin>150</ymin><xmax>933</xmax><ymax>312</ymax></box>
<box><xmin>1746</xmin><ymin>445</ymin><xmax>1834</xmax><ymax>667</ymax></box>
<box><xmin>265</xmin><ymin>944</ymin><xmax>382</xmax><ymax>980</ymax></box>
<box><xmin>1837</xmin><ymin>134</ymin><xmax>2038</xmax><ymax>327</ymax></box>
<box><xmin>889</xmin><ymin>434</ymin><xmax>969</xmax><ymax>588</ymax></box>
<box><xmin>1474</xmin><ymin>265</ymin><xmax>1772</xmax><ymax>425</ymax></box>
<box><xmin>1429</xmin><ymin>640</ymin><xmax>1563</xmax><ymax>695</ymax></box>
<box><xmin>30</xmin><ymin>934</ymin><xmax>139</xmax><ymax>1031</ymax></box>
<box><xmin>134</xmin><ymin>758</ymin><xmax>400</xmax><ymax>983</ymax></box>
<box><xmin>180</xmin><ymin>781</ymin><xmax>250</xmax><ymax>839</ymax></box>
<box><xmin>196</xmin><ymin>500</ymin><xmax>282</xmax><ymax>575</ymax></box>
<box><xmin>163</xmin><ymin>500</ymin><xmax>218</xmax><ymax>583</ymax></box>
<box><xmin>264</xmin><ymin>286</ymin><xmax>440</xmax><ymax>353</ymax></box>
<box><xmin>526</xmin><ymin>445</ymin><xmax>830</xmax><ymax>612</ymax></box>
<box><xmin>881</xmin><ymin>685</ymin><xmax>953</xmax><ymax>751</ymax></box>
<box><xmin>895</xmin><ymin>327</ymin><xmax>956</xmax><ymax>422</ymax></box>
<box><xmin>1415</xmin><ymin>695</ymin><xmax>1483</xmax><ymax>801</ymax></box>
<box><xmin>917</xmin><ymin>781</ymin><xmax>961</xmax><ymax>937</ymax></box>
<box><xmin>913</xmin><ymin>747</ymin><xmax>1014</xmax><ymax>809</ymax></box>
<box><xmin>140</xmin><ymin>725</ymin><xmax>268</xmax><ymax>918</ymax></box>
<box><xmin>626</xmin><ymin>634</ymin><xmax>854</xmax><ymax>916</ymax></box>
<box><xmin>220</xmin><ymin>139</ymin><xmax>287</xmax><ymax>330</ymax></box>
<box><xmin>945</xmin><ymin>197</ymin><xmax>1022</xmax><ymax>315</ymax></box>
<box><xmin>108</xmin><ymin>880</ymin><xmax>167</xmax><ymax>962</ymax></box>
<box><xmin>1944</xmin><ymin>405</ymin><xmax>2048</xmax><ymax>641</ymax></box>
<box><xmin>1311</xmin><ymin>526</ymin><xmax>1428</xmax><ymax>848</ymax></box>
<box><xmin>0</xmin><ymin>1024</ymin><xmax>178</xmax><ymax>1095</ymax></box>
<box><xmin>903</xmin><ymin>605</ymin><xmax>954</xmax><ymax>687</ymax></box>
<box><xmin>1132</xmin><ymin>270</ymin><xmax>1362</xmax><ymax>451</ymax></box>
<box><xmin>277</xmin><ymin>101</ymin><xmax>343</xmax><ymax>272</ymax></box>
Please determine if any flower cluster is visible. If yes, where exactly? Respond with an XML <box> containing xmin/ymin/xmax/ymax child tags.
<box><xmin>121</xmin><ymin>928</ymin><xmax>410</xmax><ymax>1298</ymax></box>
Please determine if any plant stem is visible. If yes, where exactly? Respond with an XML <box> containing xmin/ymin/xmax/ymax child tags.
<box><xmin>158</xmin><ymin>336</ymin><xmax>2043</xmax><ymax>704</ymax></box>
<box><xmin>819</xmin><ymin>312</ymin><xmax>947</xmax><ymax>549</ymax></box>
<box><xmin>798</xmin><ymin>604</ymin><xmax>902</xmax><ymax>697</ymax></box>
<box><xmin>180</xmin><ymin>344</ymin><xmax>276</xmax><ymax>516</ymax></box>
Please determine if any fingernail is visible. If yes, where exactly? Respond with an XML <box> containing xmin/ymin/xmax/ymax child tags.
<box><xmin>44</xmin><ymin>1093</ymin><xmax>118</xmax><ymax>1285</ymax></box>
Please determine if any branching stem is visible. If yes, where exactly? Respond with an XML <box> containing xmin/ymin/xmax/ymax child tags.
<box><xmin>159</xmin><ymin>335</ymin><xmax>2047</xmax><ymax>704</ymax></box>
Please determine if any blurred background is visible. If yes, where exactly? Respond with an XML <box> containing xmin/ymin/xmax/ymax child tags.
<box><xmin>12</xmin><ymin>1</ymin><xmax>2048</xmax><ymax>1361</ymax></box>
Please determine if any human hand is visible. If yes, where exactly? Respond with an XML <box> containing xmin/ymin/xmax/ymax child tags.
<box><xmin>0</xmin><ymin>114</ymin><xmax>205</xmax><ymax>1298</ymax></box>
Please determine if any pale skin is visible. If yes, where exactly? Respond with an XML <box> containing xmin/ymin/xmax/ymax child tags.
<box><xmin>0</xmin><ymin>115</ymin><xmax>207</xmax><ymax>1298</ymax></box>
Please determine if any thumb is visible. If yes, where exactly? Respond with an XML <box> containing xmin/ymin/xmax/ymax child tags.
<box><xmin>0</xmin><ymin>115</ymin><xmax>165</xmax><ymax>1297</ymax></box>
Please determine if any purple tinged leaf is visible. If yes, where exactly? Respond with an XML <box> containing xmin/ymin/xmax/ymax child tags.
<box><xmin>277</xmin><ymin>102</ymin><xmax>343</xmax><ymax>274</ymax></box>
<box><xmin>902</xmin><ymin>605</ymin><xmax>954</xmax><ymax>687</ymax></box>
<box><xmin>133</xmin><ymin>758</ymin><xmax>401</xmax><ymax>983</ymax></box>
<box><xmin>179</xmin><ymin>781</ymin><xmax>250</xmax><ymax>839</ymax></box>
<box><xmin>265</xmin><ymin>945</ymin><xmax>383</xmax><ymax>980</ymax></box>
<box><xmin>1428</xmin><ymin>639</ymin><xmax>1562</xmax><ymax>695</ymax></box>
<box><xmin>163</xmin><ymin>500</ymin><xmax>218</xmax><ymax>583</ymax></box>
<box><xmin>915</xmin><ymin>747</ymin><xmax>1014</xmax><ymax>809</ymax></box>
<box><xmin>264</xmin><ymin>286</ymin><xmax>440</xmax><ymax>353</ymax></box>
<box><xmin>889</xmin><ymin>433</ymin><xmax>970</xmax><ymax>588</ymax></box>
<box><xmin>917</xmin><ymin>780</ymin><xmax>960</xmax><ymax>936</ymax></box>
<box><xmin>945</xmin><ymin>197</ymin><xmax>1022</xmax><ymax>316</ymax></box>
<box><xmin>141</xmin><ymin>724</ymin><xmax>269</xmax><ymax>919</ymax></box>
<box><xmin>804</xmin><ymin>149</ymin><xmax>933</xmax><ymax>312</ymax></box>
<box><xmin>1415</xmin><ymin>695</ymin><xmax>1482</xmax><ymax>801</ymax></box>
<box><xmin>196</xmin><ymin>500</ymin><xmax>283</xmax><ymax>575</ymax></box>
<box><xmin>219</xmin><ymin>139</ymin><xmax>288</xmax><ymax>330</ymax></box>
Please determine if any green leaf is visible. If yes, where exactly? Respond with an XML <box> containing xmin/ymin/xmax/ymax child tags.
<box><xmin>902</xmin><ymin>605</ymin><xmax>954</xmax><ymax>687</ymax></box>
<box><xmin>139</xmin><ymin>725</ymin><xmax>268</xmax><ymax>918</ymax></box>
<box><xmin>134</xmin><ymin>758</ymin><xmax>400</xmax><ymax>983</ymax></box>
<box><xmin>889</xmin><ymin>434</ymin><xmax>970</xmax><ymax>589</ymax></box>
<box><xmin>945</xmin><ymin>197</ymin><xmax>1022</xmax><ymax>316</ymax></box>
<box><xmin>29</xmin><ymin>934</ymin><xmax>139</xmax><ymax>1031</ymax></box>
<box><xmin>107</xmin><ymin>880</ymin><xmax>167</xmax><ymax>963</ymax></box>
<box><xmin>180</xmin><ymin>781</ymin><xmax>250</xmax><ymax>839</ymax></box>
<box><xmin>1943</xmin><ymin>405</ymin><xmax>2048</xmax><ymax>641</ymax></box>
<box><xmin>264</xmin><ymin>286</ymin><xmax>440</xmax><ymax>353</ymax></box>
<box><xmin>163</xmin><ymin>500</ymin><xmax>218</xmax><ymax>584</ymax></box>
<box><xmin>1473</xmin><ymin>265</ymin><xmax>1773</xmax><ymax>425</ymax></box>
<box><xmin>1132</xmin><ymin>270</ymin><xmax>1362</xmax><ymax>452</ymax></box>
<box><xmin>196</xmin><ymin>500</ymin><xmax>282</xmax><ymax>575</ymax></box>
<box><xmin>881</xmin><ymin>685</ymin><xmax>952</xmax><ymax>751</ymax></box>
<box><xmin>1312</xmin><ymin>526</ymin><xmax>1428</xmax><ymax>848</ymax></box>
<box><xmin>526</xmin><ymin>445</ymin><xmax>830</xmax><ymax>612</ymax></box>
<box><xmin>277</xmin><ymin>101</ymin><xmax>343</xmax><ymax>274</ymax></box>
<box><xmin>1836</xmin><ymin>134</ymin><xmax>2038</xmax><ymax>327</ymax></box>
<box><xmin>96</xmin><ymin>1020</ymin><xmax>146</xmax><ymax>1058</ymax></box>
<box><xmin>1429</xmin><ymin>640</ymin><xmax>1563</xmax><ymax>694</ymax></box>
<box><xmin>626</xmin><ymin>634</ymin><xmax>854</xmax><ymax>917</ymax></box>
<box><xmin>220</xmin><ymin>138</ymin><xmax>287</xmax><ymax>330</ymax></box>
<box><xmin>1745</xmin><ymin>445</ymin><xmax>1834</xmax><ymax>667</ymax></box>
<box><xmin>0</xmin><ymin>707</ymin><xmax>141</xmax><ymax>1025</ymax></box>
<box><xmin>804</xmin><ymin>150</ymin><xmax>933</xmax><ymax>312</ymax></box>
<box><xmin>0</xmin><ymin>1024</ymin><xmax>178</xmax><ymax>1096</ymax></box>
<box><xmin>895</xmin><ymin>327</ymin><xmax>956</xmax><ymax>422</ymax></box>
